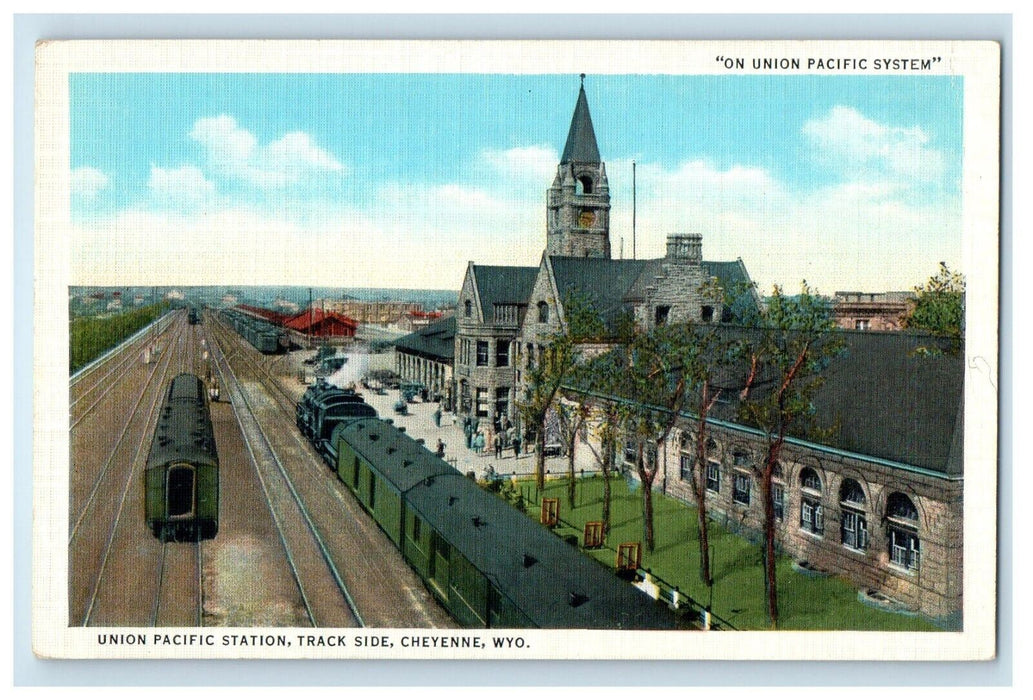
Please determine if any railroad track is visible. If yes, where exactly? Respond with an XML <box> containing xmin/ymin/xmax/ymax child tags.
<box><xmin>206</xmin><ymin>320</ymin><xmax>363</xmax><ymax>628</ymax></box>
<box><xmin>74</xmin><ymin>318</ymin><xmax>195</xmax><ymax>627</ymax></box>
<box><xmin>69</xmin><ymin>318</ymin><xmax>184</xmax><ymax>543</ymax></box>
<box><xmin>151</xmin><ymin>540</ymin><xmax>204</xmax><ymax>627</ymax></box>
<box><xmin>207</xmin><ymin>314</ymin><xmax>454</xmax><ymax>629</ymax></box>
<box><xmin>70</xmin><ymin>311</ymin><xmax>178</xmax><ymax>427</ymax></box>
<box><xmin>210</xmin><ymin>312</ymin><xmax>299</xmax><ymax>414</ymax></box>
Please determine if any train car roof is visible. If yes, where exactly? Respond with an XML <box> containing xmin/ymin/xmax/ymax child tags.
<box><xmin>337</xmin><ymin>418</ymin><xmax>454</xmax><ymax>493</ymax></box>
<box><xmin>404</xmin><ymin>473</ymin><xmax>678</xmax><ymax>630</ymax></box>
<box><xmin>147</xmin><ymin>376</ymin><xmax>217</xmax><ymax>469</ymax></box>
<box><xmin>168</xmin><ymin>373</ymin><xmax>205</xmax><ymax>401</ymax></box>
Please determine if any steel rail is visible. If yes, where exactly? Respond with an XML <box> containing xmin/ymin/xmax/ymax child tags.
<box><xmin>209</xmin><ymin>322</ymin><xmax>364</xmax><ymax>627</ymax></box>
<box><xmin>149</xmin><ymin>543</ymin><xmax>169</xmax><ymax>627</ymax></box>
<box><xmin>79</xmin><ymin>329</ymin><xmax>184</xmax><ymax>627</ymax></box>
<box><xmin>206</xmin><ymin>327</ymin><xmax>318</xmax><ymax>628</ymax></box>
<box><xmin>69</xmin><ymin>322</ymin><xmax>182</xmax><ymax>545</ymax></box>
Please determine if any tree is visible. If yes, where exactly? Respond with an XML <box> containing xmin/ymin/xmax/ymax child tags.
<box><xmin>735</xmin><ymin>282</ymin><xmax>844</xmax><ymax>628</ymax></box>
<box><xmin>517</xmin><ymin>335</ymin><xmax>578</xmax><ymax>492</ymax></box>
<box><xmin>677</xmin><ymin>325</ymin><xmax>732</xmax><ymax>589</ymax></box>
<box><xmin>516</xmin><ymin>292</ymin><xmax>604</xmax><ymax>492</ymax></box>
<box><xmin>555</xmin><ymin>397</ymin><xmax>589</xmax><ymax>508</ymax></box>
<box><xmin>606</xmin><ymin>323</ymin><xmax>700</xmax><ymax>552</ymax></box>
<box><xmin>571</xmin><ymin>351</ymin><xmax>625</xmax><ymax>536</ymax></box>
<box><xmin>902</xmin><ymin>262</ymin><xmax>965</xmax><ymax>348</ymax></box>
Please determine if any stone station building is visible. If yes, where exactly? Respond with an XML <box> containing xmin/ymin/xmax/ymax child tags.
<box><xmin>444</xmin><ymin>78</ymin><xmax>964</xmax><ymax>623</ymax></box>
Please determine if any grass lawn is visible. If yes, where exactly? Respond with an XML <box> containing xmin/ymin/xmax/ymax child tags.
<box><xmin>512</xmin><ymin>474</ymin><xmax>940</xmax><ymax>631</ymax></box>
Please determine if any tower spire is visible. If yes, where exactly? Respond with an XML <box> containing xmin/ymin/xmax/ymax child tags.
<box><xmin>560</xmin><ymin>75</ymin><xmax>601</xmax><ymax>165</ymax></box>
<box><xmin>547</xmin><ymin>76</ymin><xmax>611</xmax><ymax>259</ymax></box>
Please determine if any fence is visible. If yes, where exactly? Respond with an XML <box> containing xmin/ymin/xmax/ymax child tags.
<box><xmin>504</xmin><ymin>475</ymin><xmax>737</xmax><ymax>631</ymax></box>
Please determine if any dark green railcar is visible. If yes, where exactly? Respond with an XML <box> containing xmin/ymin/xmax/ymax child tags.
<box><xmin>329</xmin><ymin>417</ymin><xmax>677</xmax><ymax>630</ymax></box>
<box><xmin>402</xmin><ymin>473</ymin><xmax>676</xmax><ymax>629</ymax></box>
<box><xmin>334</xmin><ymin>418</ymin><xmax>452</xmax><ymax>548</ymax></box>
<box><xmin>145</xmin><ymin>373</ymin><xmax>219</xmax><ymax>542</ymax></box>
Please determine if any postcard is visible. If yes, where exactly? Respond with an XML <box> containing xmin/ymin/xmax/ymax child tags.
<box><xmin>33</xmin><ymin>39</ymin><xmax>999</xmax><ymax>660</ymax></box>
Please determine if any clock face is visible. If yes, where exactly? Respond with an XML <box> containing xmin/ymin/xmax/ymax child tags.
<box><xmin>578</xmin><ymin>210</ymin><xmax>596</xmax><ymax>228</ymax></box>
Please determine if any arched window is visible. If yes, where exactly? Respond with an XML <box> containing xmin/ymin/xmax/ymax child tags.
<box><xmin>576</xmin><ymin>176</ymin><xmax>593</xmax><ymax>195</ymax></box>
<box><xmin>799</xmin><ymin>467</ymin><xmax>823</xmax><ymax>536</ymax></box>
<box><xmin>886</xmin><ymin>492</ymin><xmax>920</xmax><ymax>571</ymax></box>
<box><xmin>464</xmin><ymin>300</ymin><xmax>472</xmax><ymax>318</ymax></box>
<box><xmin>839</xmin><ymin>479</ymin><xmax>868</xmax><ymax>551</ymax></box>
<box><xmin>538</xmin><ymin>301</ymin><xmax>549</xmax><ymax>323</ymax></box>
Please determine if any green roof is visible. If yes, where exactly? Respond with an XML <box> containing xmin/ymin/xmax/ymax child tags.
<box><xmin>471</xmin><ymin>265</ymin><xmax>539</xmax><ymax>321</ymax></box>
<box><xmin>404</xmin><ymin>473</ymin><xmax>678</xmax><ymax>629</ymax></box>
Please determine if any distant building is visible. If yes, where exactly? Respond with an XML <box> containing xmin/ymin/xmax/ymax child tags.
<box><xmin>396</xmin><ymin>309</ymin><xmax>447</xmax><ymax>333</ymax></box>
<box><xmin>322</xmin><ymin>298</ymin><xmax>423</xmax><ymax>325</ymax></box>
<box><xmin>394</xmin><ymin>316</ymin><xmax>456</xmax><ymax>405</ymax></box>
<box><xmin>283</xmin><ymin>308</ymin><xmax>358</xmax><ymax>347</ymax></box>
<box><xmin>833</xmin><ymin>291</ymin><xmax>915</xmax><ymax>331</ymax></box>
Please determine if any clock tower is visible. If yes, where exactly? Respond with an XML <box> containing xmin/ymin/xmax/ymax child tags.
<box><xmin>546</xmin><ymin>76</ymin><xmax>611</xmax><ymax>259</ymax></box>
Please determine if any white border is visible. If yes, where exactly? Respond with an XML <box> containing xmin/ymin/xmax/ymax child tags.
<box><xmin>33</xmin><ymin>39</ymin><xmax>1000</xmax><ymax>661</ymax></box>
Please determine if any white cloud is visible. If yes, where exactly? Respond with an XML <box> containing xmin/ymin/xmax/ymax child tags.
<box><xmin>71</xmin><ymin>136</ymin><xmax>960</xmax><ymax>295</ymax></box>
<box><xmin>603</xmin><ymin>156</ymin><xmax>959</xmax><ymax>294</ymax></box>
<box><xmin>802</xmin><ymin>105</ymin><xmax>945</xmax><ymax>184</ymax></box>
<box><xmin>147</xmin><ymin>165</ymin><xmax>216</xmax><ymax>212</ymax></box>
<box><xmin>189</xmin><ymin>115</ymin><xmax>345</xmax><ymax>188</ymax></box>
<box><xmin>480</xmin><ymin>144</ymin><xmax>558</xmax><ymax>186</ymax></box>
<box><xmin>71</xmin><ymin>167</ymin><xmax>109</xmax><ymax>200</ymax></box>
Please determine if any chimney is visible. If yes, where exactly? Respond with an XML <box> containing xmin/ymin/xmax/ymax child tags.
<box><xmin>666</xmin><ymin>233</ymin><xmax>702</xmax><ymax>264</ymax></box>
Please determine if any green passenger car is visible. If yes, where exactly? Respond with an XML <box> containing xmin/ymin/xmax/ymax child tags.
<box><xmin>334</xmin><ymin>418</ymin><xmax>452</xmax><ymax>548</ymax></box>
<box><xmin>144</xmin><ymin>374</ymin><xmax>219</xmax><ymax>542</ymax></box>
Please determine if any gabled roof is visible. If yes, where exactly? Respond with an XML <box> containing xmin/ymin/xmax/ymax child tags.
<box><xmin>548</xmin><ymin>256</ymin><xmax>649</xmax><ymax>325</ymax></box>
<box><xmin>702</xmin><ymin>259</ymin><xmax>761</xmax><ymax>322</ymax></box>
<box><xmin>394</xmin><ymin>316</ymin><xmax>456</xmax><ymax>362</ymax></box>
<box><xmin>560</xmin><ymin>83</ymin><xmax>601</xmax><ymax>165</ymax></box>
<box><xmin>547</xmin><ymin>255</ymin><xmax>760</xmax><ymax>326</ymax></box>
<box><xmin>470</xmin><ymin>265</ymin><xmax>539</xmax><ymax>321</ymax></box>
<box><xmin>235</xmin><ymin>304</ymin><xmax>289</xmax><ymax>325</ymax></box>
<box><xmin>284</xmin><ymin>308</ymin><xmax>358</xmax><ymax>333</ymax></box>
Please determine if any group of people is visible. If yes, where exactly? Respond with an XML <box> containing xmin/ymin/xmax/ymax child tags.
<box><xmin>459</xmin><ymin>415</ymin><xmax>523</xmax><ymax>459</ymax></box>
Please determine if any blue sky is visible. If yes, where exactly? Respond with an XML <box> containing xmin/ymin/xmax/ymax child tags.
<box><xmin>69</xmin><ymin>72</ymin><xmax>964</xmax><ymax>292</ymax></box>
